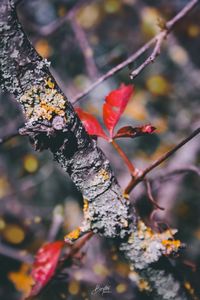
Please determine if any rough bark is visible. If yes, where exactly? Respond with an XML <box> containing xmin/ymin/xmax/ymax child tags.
<box><xmin>0</xmin><ymin>0</ymin><xmax>130</xmax><ymax>238</ymax></box>
<box><xmin>0</xmin><ymin>1</ymin><xmax>191</xmax><ymax>299</ymax></box>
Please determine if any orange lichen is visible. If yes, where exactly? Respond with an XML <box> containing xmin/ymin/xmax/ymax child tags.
<box><xmin>64</xmin><ymin>227</ymin><xmax>81</xmax><ymax>242</ymax></box>
<box><xmin>99</xmin><ymin>169</ymin><xmax>109</xmax><ymax>181</ymax></box>
<box><xmin>45</xmin><ymin>77</ymin><xmax>55</xmax><ymax>89</ymax></box>
<box><xmin>39</xmin><ymin>99</ymin><xmax>65</xmax><ymax>120</ymax></box>
<box><xmin>162</xmin><ymin>239</ymin><xmax>181</xmax><ymax>255</ymax></box>
<box><xmin>126</xmin><ymin>220</ymin><xmax>182</xmax><ymax>268</ymax></box>
<box><xmin>129</xmin><ymin>271</ymin><xmax>152</xmax><ymax>293</ymax></box>
<box><xmin>184</xmin><ymin>281</ymin><xmax>198</xmax><ymax>300</ymax></box>
<box><xmin>83</xmin><ymin>198</ymin><xmax>89</xmax><ymax>213</ymax></box>
<box><xmin>123</xmin><ymin>192</ymin><xmax>129</xmax><ymax>200</ymax></box>
<box><xmin>137</xmin><ymin>220</ymin><xmax>154</xmax><ymax>239</ymax></box>
<box><xmin>138</xmin><ymin>278</ymin><xmax>151</xmax><ymax>292</ymax></box>
<box><xmin>20</xmin><ymin>77</ymin><xmax>66</xmax><ymax>122</ymax></box>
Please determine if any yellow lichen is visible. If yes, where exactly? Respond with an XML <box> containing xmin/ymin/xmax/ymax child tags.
<box><xmin>162</xmin><ymin>239</ymin><xmax>181</xmax><ymax>255</ymax></box>
<box><xmin>121</xmin><ymin>218</ymin><xmax>128</xmax><ymax>228</ymax></box>
<box><xmin>129</xmin><ymin>220</ymin><xmax>181</xmax><ymax>261</ymax></box>
<box><xmin>184</xmin><ymin>281</ymin><xmax>198</xmax><ymax>300</ymax></box>
<box><xmin>64</xmin><ymin>227</ymin><xmax>81</xmax><ymax>242</ymax></box>
<box><xmin>20</xmin><ymin>77</ymin><xmax>66</xmax><ymax>122</ymax></box>
<box><xmin>123</xmin><ymin>192</ymin><xmax>129</xmax><ymax>200</ymax></box>
<box><xmin>45</xmin><ymin>77</ymin><xmax>55</xmax><ymax>89</ymax></box>
<box><xmin>99</xmin><ymin>169</ymin><xmax>110</xmax><ymax>181</ymax></box>
<box><xmin>138</xmin><ymin>279</ymin><xmax>151</xmax><ymax>292</ymax></box>
<box><xmin>129</xmin><ymin>270</ymin><xmax>152</xmax><ymax>293</ymax></box>
<box><xmin>137</xmin><ymin>220</ymin><xmax>154</xmax><ymax>239</ymax></box>
<box><xmin>83</xmin><ymin>198</ymin><xmax>89</xmax><ymax>213</ymax></box>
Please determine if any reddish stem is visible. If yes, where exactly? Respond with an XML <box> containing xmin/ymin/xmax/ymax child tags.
<box><xmin>125</xmin><ymin>127</ymin><xmax>200</xmax><ymax>194</ymax></box>
<box><xmin>111</xmin><ymin>139</ymin><xmax>137</xmax><ymax>177</ymax></box>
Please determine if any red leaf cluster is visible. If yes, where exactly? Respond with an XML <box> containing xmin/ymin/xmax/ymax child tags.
<box><xmin>103</xmin><ymin>83</ymin><xmax>134</xmax><ymax>137</ymax></box>
<box><xmin>29</xmin><ymin>241</ymin><xmax>64</xmax><ymax>297</ymax></box>
<box><xmin>75</xmin><ymin>83</ymin><xmax>155</xmax><ymax>141</ymax></box>
<box><xmin>75</xmin><ymin>107</ymin><xmax>108</xmax><ymax>140</ymax></box>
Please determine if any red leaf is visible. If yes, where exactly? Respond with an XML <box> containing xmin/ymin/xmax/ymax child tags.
<box><xmin>75</xmin><ymin>107</ymin><xmax>108</xmax><ymax>140</ymax></box>
<box><xmin>113</xmin><ymin>125</ymin><xmax>156</xmax><ymax>139</ymax></box>
<box><xmin>29</xmin><ymin>241</ymin><xmax>64</xmax><ymax>297</ymax></box>
<box><xmin>103</xmin><ymin>84</ymin><xmax>134</xmax><ymax>138</ymax></box>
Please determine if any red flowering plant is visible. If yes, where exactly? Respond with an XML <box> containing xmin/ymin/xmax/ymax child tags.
<box><xmin>75</xmin><ymin>84</ymin><xmax>155</xmax><ymax>176</ymax></box>
<box><xmin>29</xmin><ymin>241</ymin><xmax>64</xmax><ymax>297</ymax></box>
<box><xmin>27</xmin><ymin>84</ymin><xmax>156</xmax><ymax>298</ymax></box>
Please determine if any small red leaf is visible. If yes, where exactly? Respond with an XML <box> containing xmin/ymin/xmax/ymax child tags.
<box><xmin>29</xmin><ymin>241</ymin><xmax>64</xmax><ymax>297</ymax></box>
<box><xmin>75</xmin><ymin>107</ymin><xmax>108</xmax><ymax>140</ymax></box>
<box><xmin>113</xmin><ymin>125</ymin><xmax>156</xmax><ymax>139</ymax></box>
<box><xmin>103</xmin><ymin>84</ymin><xmax>134</xmax><ymax>138</ymax></box>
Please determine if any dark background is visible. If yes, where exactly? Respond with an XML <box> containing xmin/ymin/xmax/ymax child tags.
<box><xmin>0</xmin><ymin>0</ymin><xmax>200</xmax><ymax>299</ymax></box>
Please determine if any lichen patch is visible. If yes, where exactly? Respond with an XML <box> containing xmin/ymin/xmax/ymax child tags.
<box><xmin>19</xmin><ymin>77</ymin><xmax>66</xmax><ymax>122</ymax></box>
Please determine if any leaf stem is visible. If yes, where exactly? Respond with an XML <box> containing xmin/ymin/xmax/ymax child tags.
<box><xmin>111</xmin><ymin>139</ymin><xmax>137</xmax><ymax>177</ymax></box>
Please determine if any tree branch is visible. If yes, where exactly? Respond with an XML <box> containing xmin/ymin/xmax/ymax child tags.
<box><xmin>0</xmin><ymin>131</ymin><xmax>19</xmax><ymax>145</ymax></box>
<box><xmin>144</xmin><ymin>178</ymin><xmax>164</xmax><ymax>210</ymax></box>
<box><xmin>0</xmin><ymin>1</ymin><xmax>196</xmax><ymax>299</ymax></box>
<box><xmin>68</xmin><ymin>13</ymin><xmax>99</xmax><ymax>79</ymax></box>
<box><xmin>0</xmin><ymin>242</ymin><xmax>34</xmax><ymax>264</ymax></box>
<box><xmin>72</xmin><ymin>0</ymin><xmax>199</xmax><ymax>103</ymax></box>
<box><xmin>125</xmin><ymin>127</ymin><xmax>200</xmax><ymax>194</ymax></box>
<box><xmin>1</xmin><ymin>0</ymin><xmax>130</xmax><ymax>239</ymax></box>
<box><xmin>130</xmin><ymin>0</ymin><xmax>199</xmax><ymax>78</ymax></box>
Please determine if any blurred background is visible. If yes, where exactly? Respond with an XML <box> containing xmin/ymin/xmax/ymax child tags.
<box><xmin>0</xmin><ymin>0</ymin><xmax>200</xmax><ymax>299</ymax></box>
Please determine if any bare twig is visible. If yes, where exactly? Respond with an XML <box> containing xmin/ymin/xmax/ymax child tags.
<box><xmin>144</xmin><ymin>178</ymin><xmax>164</xmax><ymax>210</ymax></box>
<box><xmin>72</xmin><ymin>38</ymin><xmax>155</xmax><ymax>103</ymax></box>
<box><xmin>0</xmin><ymin>131</ymin><xmax>20</xmax><ymax>145</ymax></box>
<box><xmin>68</xmin><ymin>14</ymin><xmax>99</xmax><ymax>79</ymax></box>
<box><xmin>30</xmin><ymin>0</ymin><xmax>98</xmax><ymax>80</ymax></box>
<box><xmin>14</xmin><ymin>0</ymin><xmax>23</xmax><ymax>7</ymax></box>
<box><xmin>155</xmin><ymin>166</ymin><xmax>200</xmax><ymax>183</ymax></box>
<box><xmin>72</xmin><ymin>0</ymin><xmax>199</xmax><ymax>103</ymax></box>
<box><xmin>166</xmin><ymin>0</ymin><xmax>199</xmax><ymax>30</ymax></box>
<box><xmin>125</xmin><ymin>127</ymin><xmax>200</xmax><ymax>194</ymax></box>
<box><xmin>47</xmin><ymin>206</ymin><xmax>64</xmax><ymax>243</ymax></box>
<box><xmin>130</xmin><ymin>31</ymin><xmax>167</xmax><ymax>79</ymax></box>
<box><xmin>0</xmin><ymin>242</ymin><xmax>34</xmax><ymax>264</ymax></box>
<box><xmin>130</xmin><ymin>0</ymin><xmax>199</xmax><ymax>78</ymax></box>
<box><xmin>66</xmin><ymin>231</ymin><xmax>93</xmax><ymax>259</ymax></box>
<box><xmin>29</xmin><ymin>0</ymin><xmax>93</xmax><ymax>37</ymax></box>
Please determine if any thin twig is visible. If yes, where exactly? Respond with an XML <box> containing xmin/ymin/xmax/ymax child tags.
<box><xmin>68</xmin><ymin>14</ymin><xmax>99</xmax><ymax>79</ymax></box>
<box><xmin>144</xmin><ymin>179</ymin><xmax>164</xmax><ymax>210</ymax></box>
<box><xmin>72</xmin><ymin>0</ymin><xmax>199</xmax><ymax>103</ymax></box>
<box><xmin>166</xmin><ymin>0</ymin><xmax>199</xmax><ymax>30</ymax></box>
<box><xmin>72</xmin><ymin>38</ymin><xmax>155</xmax><ymax>103</ymax></box>
<box><xmin>47</xmin><ymin>207</ymin><xmax>64</xmax><ymax>243</ymax></box>
<box><xmin>125</xmin><ymin>127</ymin><xmax>200</xmax><ymax>194</ymax></box>
<box><xmin>155</xmin><ymin>166</ymin><xmax>200</xmax><ymax>183</ymax></box>
<box><xmin>130</xmin><ymin>0</ymin><xmax>199</xmax><ymax>78</ymax></box>
<box><xmin>130</xmin><ymin>31</ymin><xmax>167</xmax><ymax>79</ymax></box>
<box><xmin>0</xmin><ymin>131</ymin><xmax>20</xmax><ymax>145</ymax></box>
<box><xmin>0</xmin><ymin>243</ymin><xmax>34</xmax><ymax>264</ymax></box>
<box><xmin>14</xmin><ymin>0</ymin><xmax>23</xmax><ymax>7</ymax></box>
<box><xmin>30</xmin><ymin>0</ymin><xmax>98</xmax><ymax>80</ymax></box>
<box><xmin>30</xmin><ymin>0</ymin><xmax>93</xmax><ymax>36</ymax></box>
<box><xmin>66</xmin><ymin>231</ymin><xmax>93</xmax><ymax>259</ymax></box>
